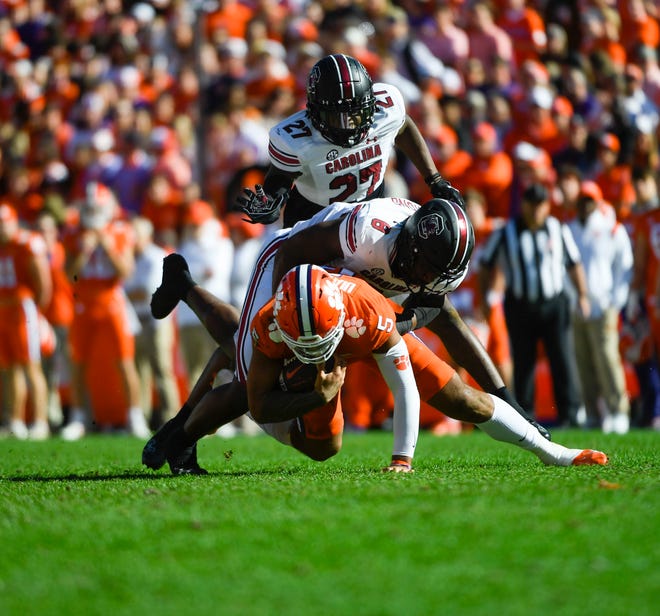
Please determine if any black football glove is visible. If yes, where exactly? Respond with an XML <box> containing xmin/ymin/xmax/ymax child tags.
<box><xmin>425</xmin><ymin>173</ymin><xmax>465</xmax><ymax>208</ymax></box>
<box><xmin>395</xmin><ymin>292</ymin><xmax>445</xmax><ymax>334</ymax></box>
<box><xmin>236</xmin><ymin>184</ymin><xmax>289</xmax><ymax>225</ymax></box>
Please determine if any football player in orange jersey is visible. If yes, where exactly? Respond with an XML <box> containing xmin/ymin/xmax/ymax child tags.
<box><xmin>60</xmin><ymin>183</ymin><xmax>150</xmax><ymax>440</ymax></box>
<box><xmin>143</xmin><ymin>199</ymin><xmax>608</xmax><ymax>474</ymax></box>
<box><xmin>0</xmin><ymin>203</ymin><xmax>52</xmax><ymax>439</ymax></box>
<box><xmin>248</xmin><ymin>264</ymin><xmax>423</xmax><ymax>468</ymax></box>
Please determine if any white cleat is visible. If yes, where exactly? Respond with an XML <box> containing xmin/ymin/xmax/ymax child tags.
<box><xmin>61</xmin><ymin>420</ymin><xmax>86</xmax><ymax>441</ymax></box>
<box><xmin>28</xmin><ymin>420</ymin><xmax>50</xmax><ymax>441</ymax></box>
<box><xmin>611</xmin><ymin>413</ymin><xmax>630</xmax><ymax>435</ymax></box>
<box><xmin>129</xmin><ymin>409</ymin><xmax>151</xmax><ymax>439</ymax></box>
<box><xmin>10</xmin><ymin>420</ymin><xmax>29</xmax><ymax>440</ymax></box>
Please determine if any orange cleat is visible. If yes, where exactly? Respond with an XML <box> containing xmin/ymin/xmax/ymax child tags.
<box><xmin>572</xmin><ymin>449</ymin><xmax>609</xmax><ymax>466</ymax></box>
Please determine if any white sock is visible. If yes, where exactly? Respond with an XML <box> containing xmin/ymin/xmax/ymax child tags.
<box><xmin>478</xmin><ymin>395</ymin><xmax>581</xmax><ymax>466</ymax></box>
<box><xmin>129</xmin><ymin>407</ymin><xmax>146</xmax><ymax>421</ymax></box>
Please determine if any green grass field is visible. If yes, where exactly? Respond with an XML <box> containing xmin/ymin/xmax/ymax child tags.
<box><xmin>1</xmin><ymin>429</ymin><xmax>658</xmax><ymax>616</ymax></box>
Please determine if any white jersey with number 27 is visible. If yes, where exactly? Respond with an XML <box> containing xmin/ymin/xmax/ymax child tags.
<box><xmin>267</xmin><ymin>83</ymin><xmax>406</xmax><ymax>206</ymax></box>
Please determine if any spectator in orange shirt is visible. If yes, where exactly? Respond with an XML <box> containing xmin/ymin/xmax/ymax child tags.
<box><xmin>580</xmin><ymin>6</ymin><xmax>627</xmax><ymax>71</ymax></box>
<box><xmin>0</xmin><ymin>14</ymin><xmax>29</xmax><ymax>70</ymax></box>
<box><xmin>204</xmin><ymin>0</ymin><xmax>255</xmax><ymax>44</ymax></box>
<box><xmin>409</xmin><ymin>122</ymin><xmax>472</xmax><ymax>202</ymax></box>
<box><xmin>593</xmin><ymin>132</ymin><xmax>636</xmax><ymax>222</ymax></box>
<box><xmin>141</xmin><ymin>172</ymin><xmax>184</xmax><ymax>250</ymax></box>
<box><xmin>244</xmin><ymin>40</ymin><xmax>295</xmax><ymax>111</ymax></box>
<box><xmin>60</xmin><ymin>183</ymin><xmax>150</xmax><ymax>440</ymax></box>
<box><xmin>0</xmin><ymin>164</ymin><xmax>44</xmax><ymax>225</ymax></box>
<box><xmin>0</xmin><ymin>202</ymin><xmax>51</xmax><ymax>440</ymax></box>
<box><xmin>461</xmin><ymin>121</ymin><xmax>513</xmax><ymax>219</ymax></box>
<box><xmin>496</xmin><ymin>0</ymin><xmax>547</xmax><ymax>67</ymax></box>
<box><xmin>434</xmin><ymin>124</ymin><xmax>473</xmax><ymax>189</ymax></box>
<box><xmin>619</xmin><ymin>0</ymin><xmax>660</xmax><ymax>56</ymax></box>
<box><xmin>504</xmin><ymin>85</ymin><xmax>565</xmax><ymax>155</ymax></box>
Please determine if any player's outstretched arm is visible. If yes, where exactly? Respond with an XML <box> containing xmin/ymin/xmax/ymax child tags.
<box><xmin>236</xmin><ymin>167</ymin><xmax>295</xmax><ymax>225</ymax></box>
<box><xmin>373</xmin><ymin>332</ymin><xmax>420</xmax><ymax>473</ymax></box>
<box><xmin>394</xmin><ymin>116</ymin><xmax>464</xmax><ymax>206</ymax></box>
<box><xmin>272</xmin><ymin>219</ymin><xmax>345</xmax><ymax>293</ymax></box>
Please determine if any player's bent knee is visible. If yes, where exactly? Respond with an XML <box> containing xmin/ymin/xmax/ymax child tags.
<box><xmin>292</xmin><ymin>433</ymin><xmax>342</xmax><ymax>461</ymax></box>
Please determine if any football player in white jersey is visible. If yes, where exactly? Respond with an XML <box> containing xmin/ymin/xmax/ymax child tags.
<box><xmin>141</xmin><ymin>199</ymin><xmax>609</xmax><ymax>476</ymax></box>
<box><xmin>235</xmin><ymin>53</ymin><xmax>461</xmax><ymax>227</ymax></box>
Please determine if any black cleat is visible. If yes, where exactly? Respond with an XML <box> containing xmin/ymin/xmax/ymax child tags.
<box><xmin>530</xmin><ymin>419</ymin><xmax>552</xmax><ymax>441</ymax></box>
<box><xmin>150</xmin><ymin>254</ymin><xmax>192</xmax><ymax>319</ymax></box>
<box><xmin>142</xmin><ymin>416</ymin><xmax>181</xmax><ymax>470</ymax></box>
<box><xmin>168</xmin><ymin>443</ymin><xmax>208</xmax><ymax>476</ymax></box>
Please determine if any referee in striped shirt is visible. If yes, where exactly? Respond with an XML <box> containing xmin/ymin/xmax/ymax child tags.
<box><xmin>478</xmin><ymin>184</ymin><xmax>590</xmax><ymax>427</ymax></box>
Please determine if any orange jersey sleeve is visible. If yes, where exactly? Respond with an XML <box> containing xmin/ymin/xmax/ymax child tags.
<box><xmin>0</xmin><ymin>230</ymin><xmax>48</xmax><ymax>302</ymax></box>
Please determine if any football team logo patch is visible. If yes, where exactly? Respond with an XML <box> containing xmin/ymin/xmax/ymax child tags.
<box><xmin>344</xmin><ymin>316</ymin><xmax>366</xmax><ymax>338</ymax></box>
<box><xmin>393</xmin><ymin>355</ymin><xmax>410</xmax><ymax>371</ymax></box>
<box><xmin>417</xmin><ymin>213</ymin><xmax>445</xmax><ymax>239</ymax></box>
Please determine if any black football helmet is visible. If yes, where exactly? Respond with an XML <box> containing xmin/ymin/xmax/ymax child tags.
<box><xmin>391</xmin><ymin>198</ymin><xmax>475</xmax><ymax>294</ymax></box>
<box><xmin>306</xmin><ymin>54</ymin><xmax>376</xmax><ymax>148</ymax></box>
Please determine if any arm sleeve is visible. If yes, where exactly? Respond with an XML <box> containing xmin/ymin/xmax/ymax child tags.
<box><xmin>374</xmin><ymin>337</ymin><xmax>420</xmax><ymax>459</ymax></box>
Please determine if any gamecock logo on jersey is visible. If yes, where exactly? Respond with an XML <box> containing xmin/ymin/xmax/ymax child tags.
<box><xmin>417</xmin><ymin>213</ymin><xmax>445</xmax><ymax>239</ymax></box>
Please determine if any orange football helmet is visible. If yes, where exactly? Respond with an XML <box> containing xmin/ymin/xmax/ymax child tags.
<box><xmin>274</xmin><ymin>264</ymin><xmax>345</xmax><ymax>364</ymax></box>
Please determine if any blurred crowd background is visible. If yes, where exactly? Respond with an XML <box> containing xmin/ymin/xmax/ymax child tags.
<box><xmin>1</xmin><ymin>0</ymin><xmax>660</xmax><ymax>440</ymax></box>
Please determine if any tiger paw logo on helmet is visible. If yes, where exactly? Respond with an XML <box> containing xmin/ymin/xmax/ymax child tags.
<box><xmin>267</xmin><ymin>320</ymin><xmax>282</xmax><ymax>343</ymax></box>
<box><xmin>273</xmin><ymin>288</ymin><xmax>285</xmax><ymax>318</ymax></box>
<box><xmin>325</xmin><ymin>280</ymin><xmax>344</xmax><ymax>312</ymax></box>
<box><xmin>343</xmin><ymin>316</ymin><xmax>366</xmax><ymax>338</ymax></box>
